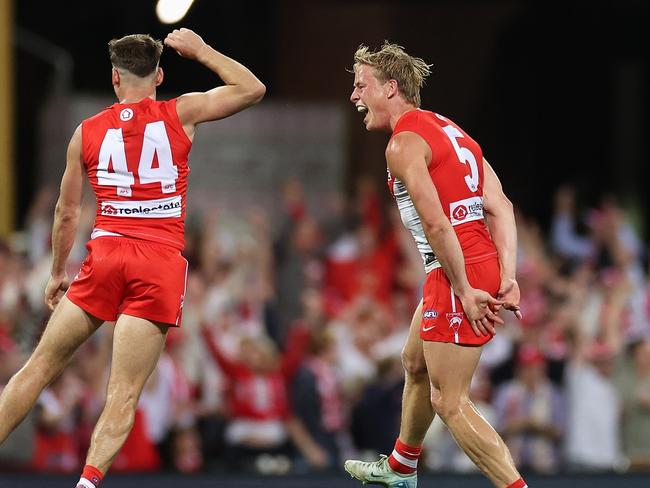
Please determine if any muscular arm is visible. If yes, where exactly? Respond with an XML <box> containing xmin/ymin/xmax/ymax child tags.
<box><xmin>164</xmin><ymin>28</ymin><xmax>266</xmax><ymax>136</ymax></box>
<box><xmin>45</xmin><ymin>125</ymin><xmax>84</xmax><ymax>310</ymax></box>
<box><xmin>482</xmin><ymin>158</ymin><xmax>521</xmax><ymax>318</ymax></box>
<box><xmin>386</xmin><ymin>132</ymin><xmax>502</xmax><ymax>335</ymax></box>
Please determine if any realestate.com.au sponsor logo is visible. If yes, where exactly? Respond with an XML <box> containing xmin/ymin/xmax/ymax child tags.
<box><xmin>450</xmin><ymin>196</ymin><xmax>484</xmax><ymax>225</ymax></box>
<box><xmin>100</xmin><ymin>196</ymin><xmax>182</xmax><ymax>219</ymax></box>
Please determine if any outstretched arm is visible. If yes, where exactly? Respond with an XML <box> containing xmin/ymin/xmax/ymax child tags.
<box><xmin>482</xmin><ymin>158</ymin><xmax>522</xmax><ymax>319</ymax></box>
<box><xmin>387</xmin><ymin>132</ymin><xmax>502</xmax><ymax>336</ymax></box>
<box><xmin>165</xmin><ymin>28</ymin><xmax>265</xmax><ymax>136</ymax></box>
<box><xmin>45</xmin><ymin>124</ymin><xmax>84</xmax><ymax>311</ymax></box>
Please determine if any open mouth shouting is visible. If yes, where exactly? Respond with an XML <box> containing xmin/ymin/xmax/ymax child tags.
<box><xmin>356</xmin><ymin>104</ymin><xmax>369</xmax><ymax>124</ymax></box>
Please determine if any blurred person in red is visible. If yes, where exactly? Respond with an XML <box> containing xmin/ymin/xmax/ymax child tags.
<box><xmin>494</xmin><ymin>345</ymin><xmax>565</xmax><ymax>473</ymax></box>
<box><xmin>0</xmin><ymin>28</ymin><xmax>265</xmax><ymax>488</ymax></box>
<box><xmin>201</xmin><ymin>323</ymin><xmax>309</xmax><ymax>471</ymax></box>
<box><xmin>31</xmin><ymin>369</ymin><xmax>84</xmax><ymax>473</ymax></box>
<box><xmin>344</xmin><ymin>43</ymin><xmax>526</xmax><ymax>488</ymax></box>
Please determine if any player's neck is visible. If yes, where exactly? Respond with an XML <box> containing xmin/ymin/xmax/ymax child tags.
<box><xmin>117</xmin><ymin>88</ymin><xmax>157</xmax><ymax>104</ymax></box>
<box><xmin>389</xmin><ymin>104</ymin><xmax>418</xmax><ymax>131</ymax></box>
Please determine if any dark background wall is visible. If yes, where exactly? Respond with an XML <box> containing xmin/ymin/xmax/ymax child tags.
<box><xmin>14</xmin><ymin>0</ymin><xmax>650</xmax><ymax>234</ymax></box>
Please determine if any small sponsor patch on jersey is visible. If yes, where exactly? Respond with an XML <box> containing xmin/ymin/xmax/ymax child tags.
<box><xmin>450</xmin><ymin>196</ymin><xmax>484</xmax><ymax>225</ymax></box>
<box><xmin>120</xmin><ymin>108</ymin><xmax>134</xmax><ymax>121</ymax></box>
<box><xmin>100</xmin><ymin>195</ymin><xmax>182</xmax><ymax>218</ymax></box>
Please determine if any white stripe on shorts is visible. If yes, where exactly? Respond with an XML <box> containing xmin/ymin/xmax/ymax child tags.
<box><xmin>450</xmin><ymin>285</ymin><xmax>456</xmax><ymax>313</ymax></box>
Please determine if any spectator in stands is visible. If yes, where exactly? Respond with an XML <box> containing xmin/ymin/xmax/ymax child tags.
<box><xmin>201</xmin><ymin>322</ymin><xmax>309</xmax><ymax>471</ymax></box>
<box><xmin>290</xmin><ymin>328</ymin><xmax>343</xmax><ymax>471</ymax></box>
<box><xmin>617</xmin><ymin>338</ymin><xmax>650</xmax><ymax>470</ymax></box>
<box><xmin>494</xmin><ymin>345</ymin><xmax>565</xmax><ymax>473</ymax></box>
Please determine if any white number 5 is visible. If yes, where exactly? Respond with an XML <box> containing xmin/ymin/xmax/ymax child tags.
<box><xmin>97</xmin><ymin>121</ymin><xmax>178</xmax><ymax>197</ymax></box>
<box><xmin>442</xmin><ymin>125</ymin><xmax>479</xmax><ymax>193</ymax></box>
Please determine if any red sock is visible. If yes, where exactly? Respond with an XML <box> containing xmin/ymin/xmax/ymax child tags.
<box><xmin>506</xmin><ymin>479</ymin><xmax>527</xmax><ymax>488</ymax></box>
<box><xmin>79</xmin><ymin>465</ymin><xmax>103</xmax><ymax>487</ymax></box>
<box><xmin>387</xmin><ymin>438</ymin><xmax>422</xmax><ymax>475</ymax></box>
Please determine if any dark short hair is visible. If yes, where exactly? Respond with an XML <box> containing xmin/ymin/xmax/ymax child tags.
<box><xmin>108</xmin><ymin>34</ymin><xmax>163</xmax><ymax>78</ymax></box>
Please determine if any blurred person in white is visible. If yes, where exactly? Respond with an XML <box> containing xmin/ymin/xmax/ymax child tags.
<box><xmin>552</xmin><ymin>187</ymin><xmax>648</xmax><ymax>339</ymax></box>
<box><xmin>564</xmin><ymin>270</ymin><xmax>628</xmax><ymax>471</ymax></box>
<box><xmin>1</xmin><ymin>245</ymin><xmax>35</xmax><ymax>469</ymax></box>
<box><xmin>616</xmin><ymin>337</ymin><xmax>650</xmax><ymax>470</ymax></box>
<box><xmin>494</xmin><ymin>345</ymin><xmax>564</xmax><ymax>473</ymax></box>
<box><xmin>0</xmin><ymin>28</ymin><xmax>265</xmax><ymax>488</ymax></box>
<box><xmin>330</xmin><ymin>296</ymin><xmax>389</xmax><ymax>391</ymax></box>
<box><xmin>24</xmin><ymin>187</ymin><xmax>57</xmax><ymax>265</ymax></box>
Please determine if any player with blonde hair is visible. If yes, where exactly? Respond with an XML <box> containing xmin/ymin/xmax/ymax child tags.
<box><xmin>344</xmin><ymin>42</ymin><xmax>527</xmax><ymax>488</ymax></box>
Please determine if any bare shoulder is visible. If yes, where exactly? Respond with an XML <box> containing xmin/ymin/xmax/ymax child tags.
<box><xmin>68</xmin><ymin>124</ymin><xmax>83</xmax><ymax>151</ymax></box>
<box><xmin>174</xmin><ymin>92</ymin><xmax>203</xmax><ymax>120</ymax></box>
<box><xmin>386</xmin><ymin>131</ymin><xmax>430</xmax><ymax>164</ymax></box>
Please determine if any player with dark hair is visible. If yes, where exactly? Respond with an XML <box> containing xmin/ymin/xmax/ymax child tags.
<box><xmin>0</xmin><ymin>28</ymin><xmax>265</xmax><ymax>487</ymax></box>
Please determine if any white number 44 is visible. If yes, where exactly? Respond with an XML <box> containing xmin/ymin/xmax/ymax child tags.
<box><xmin>96</xmin><ymin>121</ymin><xmax>178</xmax><ymax>197</ymax></box>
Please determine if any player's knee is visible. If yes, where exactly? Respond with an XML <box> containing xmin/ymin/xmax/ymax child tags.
<box><xmin>401</xmin><ymin>349</ymin><xmax>427</xmax><ymax>377</ymax></box>
<box><xmin>106</xmin><ymin>385</ymin><xmax>140</xmax><ymax>410</ymax></box>
<box><xmin>103</xmin><ymin>387</ymin><xmax>139</xmax><ymax>431</ymax></box>
<box><xmin>430</xmin><ymin>389</ymin><xmax>463</xmax><ymax>422</ymax></box>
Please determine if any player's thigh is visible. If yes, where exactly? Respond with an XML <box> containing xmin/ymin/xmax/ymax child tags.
<box><xmin>106</xmin><ymin>314</ymin><xmax>168</xmax><ymax>397</ymax></box>
<box><xmin>401</xmin><ymin>298</ymin><xmax>426</xmax><ymax>375</ymax></box>
<box><xmin>30</xmin><ymin>296</ymin><xmax>103</xmax><ymax>371</ymax></box>
<box><xmin>422</xmin><ymin>341</ymin><xmax>482</xmax><ymax>398</ymax></box>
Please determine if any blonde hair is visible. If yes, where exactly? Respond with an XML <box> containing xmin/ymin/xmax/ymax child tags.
<box><xmin>354</xmin><ymin>42</ymin><xmax>432</xmax><ymax>107</ymax></box>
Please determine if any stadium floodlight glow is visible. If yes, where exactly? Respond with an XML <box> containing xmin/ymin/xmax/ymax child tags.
<box><xmin>156</xmin><ymin>0</ymin><xmax>195</xmax><ymax>24</ymax></box>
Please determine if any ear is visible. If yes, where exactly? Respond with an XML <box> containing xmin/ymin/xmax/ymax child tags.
<box><xmin>155</xmin><ymin>67</ymin><xmax>164</xmax><ymax>87</ymax></box>
<box><xmin>111</xmin><ymin>68</ymin><xmax>120</xmax><ymax>87</ymax></box>
<box><xmin>385</xmin><ymin>79</ymin><xmax>399</xmax><ymax>99</ymax></box>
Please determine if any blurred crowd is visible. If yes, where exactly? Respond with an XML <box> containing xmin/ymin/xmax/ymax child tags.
<box><xmin>1</xmin><ymin>179</ymin><xmax>649</xmax><ymax>476</ymax></box>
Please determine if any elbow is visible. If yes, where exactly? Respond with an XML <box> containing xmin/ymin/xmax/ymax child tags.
<box><xmin>497</xmin><ymin>193</ymin><xmax>514</xmax><ymax>214</ymax></box>
<box><xmin>487</xmin><ymin>196</ymin><xmax>514</xmax><ymax>219</ymax></box>
<box><xmin>502</xmin><ymin>195</ymin><xmax>514</xmax><ymax>213</ymax></box>
<box><xmin>248</xmin><ymin>81</ymin><xmax>266</xmax><ymax>105</ymax></box>
<box><xmin>422</xmin><ymin>220</ymin><xmax>449</xmax><ymax>239</ymax></box>
<box><xmin>54</xmin><ymin>202</ymin><xmax>80</xmax><ymax>222</ymax></box>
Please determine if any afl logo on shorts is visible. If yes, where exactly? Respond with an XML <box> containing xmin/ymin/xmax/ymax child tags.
<box><xmin>120</xmin><ymin>108</ymin><xmax>134</xmax><ymax>121</ymax></box>
<box><xmin>423</xmin><ymin>310</ymin><xmax>438</xmax><ymax>319</ymax></box>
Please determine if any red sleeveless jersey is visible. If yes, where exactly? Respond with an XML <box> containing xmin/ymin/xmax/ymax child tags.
<box><xmin>389</xmin><ymin>109</ymin><xmax>496</xmax><ymax>270</ymax></box>
<box><xmin>81</xmin><ymin>97</ymin><xmax>191</xmax><ymax>250</ymax></box>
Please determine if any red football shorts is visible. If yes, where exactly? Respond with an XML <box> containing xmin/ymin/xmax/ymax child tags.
<box><xmin>66</xmin><ymin>237</ymin><xmax>188</xmax><ymax>326</ymax></box>
<box><xmin>421</xmin><ymin>255</ymin><xmax>500</xmax><ymax>346</ymax></box>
